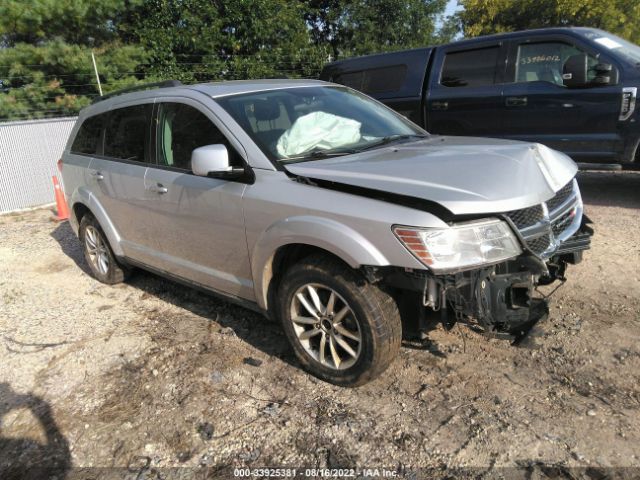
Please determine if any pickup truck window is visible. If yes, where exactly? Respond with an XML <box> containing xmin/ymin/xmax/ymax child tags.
<box><xmin>441</xmin><ymin>46</ymin><xmax>499</xmax><ymax>88</ymax></box>
<box><xmin>514</xmin><ymin>42</ymin><xmax>598</xmax><ymax>85</ymax></box>
<box><xmin>333</xmin><ymin>65</ymin><xmax>408</xmax><ymax>94</ymax></box>
<box><xmin>578</xmin><ymin>29</ymin><xmax>640</xmax><ymax>65</ymax></box>
<box><xmin>216</xmin><ymin>86</ymin><xmax>423</xmax><ymax>163</ymax></box>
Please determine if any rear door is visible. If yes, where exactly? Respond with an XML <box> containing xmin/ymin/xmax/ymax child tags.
<box><xmin>141</xmin><ymin>99</ymin><xmax>253</xmax><ymax>299</ymax></box>
<box><xmin>88</xmin><ymin>102</ymin><xmax>155</xmax><ymax>258</ymax></box>
<box><xmin>426</xmin><ymin>41</ymin><xmax>507</xmax><ymax>136</ymax></box>
<box><xmin>500</xmin><ymin>35</ymin><xmax>623</xmax><ymax>161</ymax></box>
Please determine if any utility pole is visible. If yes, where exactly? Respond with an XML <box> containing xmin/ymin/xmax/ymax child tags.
<box><xmin>91</xmin><ymin>51</ymin><xmax>103</xmax><ymax>96</ymax></box>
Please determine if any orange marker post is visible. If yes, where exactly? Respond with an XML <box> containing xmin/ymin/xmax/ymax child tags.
<box><xmin>52</xmin><ymin>176</ymin><xmax>70</xmax><ymax>221</ymax></box>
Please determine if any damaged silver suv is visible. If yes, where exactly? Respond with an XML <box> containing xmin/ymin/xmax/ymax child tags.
<box><xmin>61</xmin><ymin>79</ymin><xmax>592</xmax><ymax>386</ymax></box>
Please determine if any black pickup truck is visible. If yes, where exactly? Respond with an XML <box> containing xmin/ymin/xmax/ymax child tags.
<box><xmin>320</xmin><ymin>27</ymin><xmax>640</xmax><ymax>165</ymax></box>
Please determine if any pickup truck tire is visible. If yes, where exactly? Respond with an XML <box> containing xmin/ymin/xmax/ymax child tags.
<box><xmin>277</xmin><ymin>254</ymin><xmax>401</xmax><ymax>386</ymax></box>
<box><xmin>79</xmin><ymin>214</ymin><xmax>130</xmax><ymax>284</ymax></box>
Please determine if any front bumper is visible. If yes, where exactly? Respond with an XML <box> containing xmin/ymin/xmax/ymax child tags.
<box><xmin>383</xmin><ymin>215</ymin><xmax>593</xmax><ymax>341</ymax></box>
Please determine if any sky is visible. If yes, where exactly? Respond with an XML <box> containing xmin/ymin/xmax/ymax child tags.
<box><xmin>444</xmin><ymin>0</ymin><xmax>462</xmax><ymax>17</ymax></box>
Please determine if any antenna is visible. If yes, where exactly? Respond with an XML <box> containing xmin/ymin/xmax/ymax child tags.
<box><xmin>91</xmin><ymin>51</ymin><xmax>103</xmax><ymax>97</ymax></box>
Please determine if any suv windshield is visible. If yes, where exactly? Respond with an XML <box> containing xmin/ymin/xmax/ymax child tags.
<box><xmin>578</xmin><ymin>28</ymin><xmax>640</xmax><ymax>65</ymax></box>
<box><xmin>216</xmin><ymin>86</ymin><xmax>426</xmax><ymax>163</ymax></box>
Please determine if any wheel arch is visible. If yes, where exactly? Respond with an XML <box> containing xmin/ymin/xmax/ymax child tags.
<box><xmin>251</xmin><ymin>216</ymin><xmax>390</xmax><ymax>312</ymax></box>
<box><xmin>70</xmin><ymin>188</ymin><xmax>124</xmax><ymax>257</ymax></box>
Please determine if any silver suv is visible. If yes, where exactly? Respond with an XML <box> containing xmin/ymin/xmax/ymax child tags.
<box><xmin>61</xmin><ymin>79</ymin><xmax>592</xmax><ymax>386</ymax></box>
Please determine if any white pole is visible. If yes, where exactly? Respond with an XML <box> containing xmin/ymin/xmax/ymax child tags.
<box><xmin>91</xmin><ymin>51</ymin><xmax>103</xmax><ymax>96</ymax></box>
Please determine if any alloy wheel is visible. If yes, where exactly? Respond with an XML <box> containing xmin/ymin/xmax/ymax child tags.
<box><xmin>84</xmin><ymin>225</ymin><xmax>110</xmax><ymax>275</ymax></box>
<box><xmin>290</xmin><ymin>283</ymin><xmax>362</xmax><ymax>370</ymax></box>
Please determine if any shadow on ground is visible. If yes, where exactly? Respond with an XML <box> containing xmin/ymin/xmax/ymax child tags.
<box><xmin>50</xmin><ymin>220</ymin><xmax>447</xmax><ymax>375</ymax></box>
<box><xmin>577</xmin><ymin>171</ymin><xmax>640</xmax><ymax>209</ymax></box>
<box><xmin>50</xmin><ymin>221</ymin><xmax>297</xmax><ymax>369</ymax></box>
<box><xmin>0</xmin><ymin>383</ymin><xmax>71</xmax><ymax>480</ymax></box>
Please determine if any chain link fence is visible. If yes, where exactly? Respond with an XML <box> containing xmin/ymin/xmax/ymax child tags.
<box><xmin>0</xmin><ymin>117</ymin><xmax>77</xmax><ymax>214</ymax></box>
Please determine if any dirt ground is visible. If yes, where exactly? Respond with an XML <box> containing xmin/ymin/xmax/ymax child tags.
<box><xmin>0</xmin><ymin>171</ymin><xmax>639</xmax><ymax>479</ymax></box>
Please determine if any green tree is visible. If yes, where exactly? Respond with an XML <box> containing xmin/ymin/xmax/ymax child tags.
<box><xmin>302</xmin><ymin>0</ymin><xmax>448</xmax><ymax>58</ymax></box>
<box><xmin>0</xmin><ymin>0</ymin><xmax>148</xmax><ymax>120</ymax></box>
<box><xmin>129</xmin><ymin>0</ymin><xmax>328</xmax><ymax>83</ymax></box>
<box><xmin>457</xmin><ymin>0</ymin><xmax>640</xmax><ymax>44</ymax></box>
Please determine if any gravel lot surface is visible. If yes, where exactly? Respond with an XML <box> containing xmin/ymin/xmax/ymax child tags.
<box><xmin>1</xmin><ymin>171</ymin><xmax>639</xmax><ymax>479</ymax></box>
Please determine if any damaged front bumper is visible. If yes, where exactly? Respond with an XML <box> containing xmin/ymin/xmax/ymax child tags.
<box><xmin>382</xmin><ymin>215</ymin><xmax>594</xmax><ymax>342</ymax></box>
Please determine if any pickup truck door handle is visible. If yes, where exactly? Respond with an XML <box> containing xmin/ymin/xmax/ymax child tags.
<box><xmin>431</xmin><ymin>101</ymin><xmax>449</xmax><ymax>110</ymax></box>
<box><xmin>90</xmin><ymin>171</ymin><xmax>104</xmax><ymax>181</ymax></box>
<box><xmin>505</xmin><ymin>96</ymin><xmax>528</xmax><ymax>107</ymax></box>
<box><xmin>147</xmin><ymin>183</ymin><xmax>168</xmax><ymax>194</ymax></box>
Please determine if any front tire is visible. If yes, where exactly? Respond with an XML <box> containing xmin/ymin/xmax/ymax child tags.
<box><xmin>277</xmin><ymin>254</ymin><xmax>401</xmax><ymax>386</ymax></box>
<box><xmin>79</xmin><ymin>214</ymin><xmax>130</xmax><ymax>284</ymax></box>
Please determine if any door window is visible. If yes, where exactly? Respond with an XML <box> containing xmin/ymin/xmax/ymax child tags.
<box><xmin>104</xmin><ymin>104</ymin><xmax>153</xmax><ymax>162</ymax></box>
<box><xmin>156</xmin><ymin>103</ymin><xmax>234</xmax><ymax>171</ymax></box>
<box><xmin>440</xmin><ymin>46</ymin><xmax>500</xmax><ymax>87</ymax></box>
<box><xmin>514</xmin><ymin>42</ymin><xmax>599</xmax><ymax>85</ymax></box>
<box><xmin>71</xmin><ymin>114</ymin><xmax>105</xmax><ymax>155</ymax></box>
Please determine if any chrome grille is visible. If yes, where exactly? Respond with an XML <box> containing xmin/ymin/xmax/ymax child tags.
<box><xmin>551</xmin><ymin>209</ymin><xmax>575</xmax><ymax>237</ymax></box>
<box><xmin>546</xmin><ymin>181</ymin><xmax>574</xmax><ymax>211</ymax></box>
<box><xmin>506</xmin><ymin>204</ymin><xmax>544</xmax><ymax>229</ymax></box>
<box><xmin>526</xmin><ymin>234</ymin><xmax>552</xmax><ymax>255</ymax></box>
<box><xmin>505</xmin><ymin>179</ymin><xmax>581</xmax><ymax>258</ymax></box>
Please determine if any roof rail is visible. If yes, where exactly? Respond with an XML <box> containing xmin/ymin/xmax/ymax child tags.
<box><xmin>91</xmin><ymin>80</ymin><xmax>183</xmax><ymax>104</ymax></box>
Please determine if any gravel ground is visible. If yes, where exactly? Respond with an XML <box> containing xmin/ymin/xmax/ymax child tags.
<box><xmin>0</xmin><ymin>171</ymin><xmax>639</xmax><ymax>479</ymax></box>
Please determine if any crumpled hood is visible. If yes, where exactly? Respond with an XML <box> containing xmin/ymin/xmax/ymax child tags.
<box><xmin>285</xmin><ymin>136</ymin><xmax>578</xmax><ymax>216</ymax></box>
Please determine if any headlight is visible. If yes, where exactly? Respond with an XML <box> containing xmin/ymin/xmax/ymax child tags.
<box><xmin>393</xmin><ymin>219</ymin><xmax>522</xmax><ymax>272</ymax></box>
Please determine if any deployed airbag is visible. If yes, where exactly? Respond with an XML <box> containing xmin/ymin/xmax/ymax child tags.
<box><xmin>277</xmin><ymin>112</ymin><xmax>361</xmax><ymax>157</ymax></box>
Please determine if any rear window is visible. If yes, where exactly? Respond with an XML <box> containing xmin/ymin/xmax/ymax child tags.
<box><xmin>334</xmin><ymin>65</ymin><xmax>407</xmax><ymax>94</ymax></box>
<box><xmin>441</xmin><ymin>47</ymin><xmax>500</xmax><ymax>88</ymax></box>
<box><xmin>71</xmin><ymin>115</ymin><xmax>103</xmax><ymax>155</ymax></box>
<box><xmin>103</xmin><ymin>104</ymin><xmax>153</xmax><ymax>162</ymax></box>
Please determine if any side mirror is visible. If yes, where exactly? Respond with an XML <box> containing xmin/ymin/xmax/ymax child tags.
<box><xmin>562</xmin><ymin>54</ymin><xmax>588</xmax><ymax>87</ymax></box>
<box><xmin>191</xmin><ymin>144</ymin><xmax>245</xmax><ymax>179</ymax></box>
<box><xmin>594</xmin><ymin>63</ymin><xmax>613</xmax><ymax>72</ymax></box>
<box><xmin>592</xmin><ymin>63</ymin><xmax>619</xmax><ymax>85</ymax></box>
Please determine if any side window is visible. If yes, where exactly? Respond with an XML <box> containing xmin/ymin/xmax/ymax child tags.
<box><xmin>514</xmin><ymin>42</ymin><xmax>599</xmax><ymax>85</ymax></box>
<box><xmin>104</xmin><ymin>104</ymin><xmax>152</xmax><ymax>162</ymax></box>
<box><xmin>156</xmin><ymin>103</ymin><xmax>236</xmax><ymax>171</ymax></box>
<box><xmin>334</xmin><ymin>65</ymin><xmax>408</xmax><ymax>94</ymax></box>
<box><xmin>71</xmin><ymin>115</ymin><xmax>104</xmax><ymax>155</ymax></box>
<box><xmin>441</xmin><ymin>46</ymin><xmax>500</xmax><ymax>88</ymax></box>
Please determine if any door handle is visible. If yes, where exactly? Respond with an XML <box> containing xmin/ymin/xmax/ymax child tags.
<box><xmin>147</xmin><ymin>183</ymin><xmax>168</xmax><ymax>194</ymax></box>
<box><xmin>91</xmin><ymin>171</ymin><xmax>104</xmax><ymax>180</ymax></box>
<box><xmin>505</xmin><ymin>96</ymin><xmax>528</xmax><ymax>107</ymax></box>
<box><xmin>431</xmin><ymin>101</ymin><xmax>449</xmax><ymax>110</ymax></box>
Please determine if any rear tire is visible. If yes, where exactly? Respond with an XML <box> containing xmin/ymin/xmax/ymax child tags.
<box><xmin>277</xmin><ymin>254</ymin><xmax>401</xmax><ymax>387</ymax></box>
<box><xmin>79</xmin><ymin>214</ymin><xmax>130</xmax><ymax>284</ymax></box>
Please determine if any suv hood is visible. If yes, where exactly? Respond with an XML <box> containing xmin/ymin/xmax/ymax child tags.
<box><xmin>285</xmin><ymin>136</ymin><xmax>578</xmax><ymax>216</ymax></box>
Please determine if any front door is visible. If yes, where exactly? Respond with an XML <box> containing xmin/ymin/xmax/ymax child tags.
<box><xmin>142</xmin><ymin>100</ymin><xmax>254</xmax><ymax>300</ymax></box>
<box><xmin>499</xmin><ymin>37</ymin><xmax>623</xmax><ymax>161</ymax></box>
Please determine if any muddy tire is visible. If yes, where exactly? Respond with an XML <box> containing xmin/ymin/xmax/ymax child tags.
<box><xmin>277</xmin><ymin>254</ymin><xmax>401</xmax><ymax>387</ymax></box>
<box><xmin>79</xmin><ymin>214</ymin><xmax>130</xmax><ymax>284</ymax></box>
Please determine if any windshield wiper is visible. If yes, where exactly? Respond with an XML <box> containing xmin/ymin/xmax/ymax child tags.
<box><xmin>280</xmin><ymin>148</ymin><xmax>359</xmax><ymax>164</ymax></box>
<box><xmin>357</xmin><ymin>134</ymin><xmax>429</xmax><ymax>152</ymax></box>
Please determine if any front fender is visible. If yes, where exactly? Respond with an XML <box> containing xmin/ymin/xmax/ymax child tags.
<box><xmin>252</xmin><ymin>215</ymin><xmax>390</xmax><ymax>310</ymax></box>
<box><xmin>70</xmin><ymin>188</ymin><xmax>124</xmax><ymax>258</ymax></box>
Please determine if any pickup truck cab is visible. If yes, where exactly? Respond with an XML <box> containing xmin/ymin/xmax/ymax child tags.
<box><xmin>321</xmin><ymin>27</ymin><xmax>640</xmax><ymax>165</ymax></box>
<box><xmin>61</xmin><ymin>80</ymin><xmax>592</xmax><ymax>386</ymax></box>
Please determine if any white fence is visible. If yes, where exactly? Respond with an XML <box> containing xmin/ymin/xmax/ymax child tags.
<box><xmin>0</xmin><ymin>117</ymin><xmax>77</xmax><ymax>214</ymax></box>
